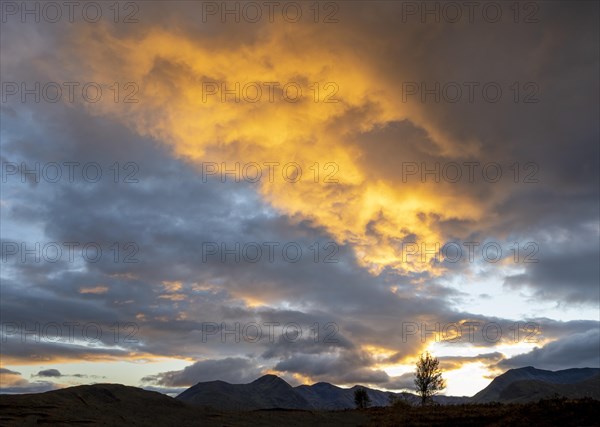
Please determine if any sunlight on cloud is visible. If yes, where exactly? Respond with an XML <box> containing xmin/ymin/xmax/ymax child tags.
<box><xmin>42</xmin><ymin>22</ymin><xmax>490</xmax><ymax>277</ymax></box>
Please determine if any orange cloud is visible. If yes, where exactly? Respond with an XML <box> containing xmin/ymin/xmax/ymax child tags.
<box><xmin>44</xmin><ymin>21</ymin><xmax>487</xmax><ymax>276</ymax></box>
<box><xmin>79</xmin><ymin>285</ymin><xmax>109</xmax><ymax>295</ymax></box>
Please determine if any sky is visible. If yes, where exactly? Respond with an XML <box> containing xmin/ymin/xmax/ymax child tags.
<box><xmin>0</xmin><ymin>1</ymin><xmax>599</xmax><ymax>398</ymax></box>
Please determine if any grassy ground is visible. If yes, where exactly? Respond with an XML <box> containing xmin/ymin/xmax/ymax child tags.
<box><xmin>365</xmin><ymin>398</ymin><xmax>600</xmax><ymax>427</ymax></box>
<box><xmin>2</xmin><ymin>395</ymin><xmax>598</xmax><ymax>426</ymax></box>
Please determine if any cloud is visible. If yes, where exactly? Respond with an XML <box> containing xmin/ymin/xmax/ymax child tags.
<box><xmin>384</xmin><ymin>372</ymin><xmax>415</xmax><ymax>391</ymax></box>
<box><xmin>142</xmin><ymin>357</ymin><xmax>265</xmax><ymax>387</ymax></box>
<box><xmin>497</xmin><ymin>329</ymin><xmax>600</xmax><ymax>371</ymax></box>
<box><xmin>439</xmin><ymin>352</ymin><xmax>505</xmax><ymax>371</ymax></box>
<box><xmin>79</xmin><ymin>286</ymin><xmax>109</xmax><ymax>295</ymax></box>
<box><xmin>0</xmin><ymin>368</ymin><xmax>57</xmax><ymax>394</ymax></box>
<box><xmin>36</xmin><ymin>369</ymin><xmax>62</xmax><ymax>377</ymax></box>
<box><xmin>504</xmin><ymin>233</ymin><xmax>600</xmax><ymax>304</ymax></box>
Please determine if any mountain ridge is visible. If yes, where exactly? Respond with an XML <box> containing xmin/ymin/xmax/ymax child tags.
<box><xmin>177</xmin><ymin>366</ymin><xmax>600</xmax><ymax>409</ymax></box>
<box><xmin>472</xmin><ymin>367</ymin><xmax>600</xmax><ymax>403</ymax></box>
<box><xmin>3</xmin><ymin>381</ymin><xmax>599</xmax><ymax>426</ymax></box>
<box><xmin>2</xmin><ymin>366</ymin><xmax>598</xmax><ymax>413</ymax></box>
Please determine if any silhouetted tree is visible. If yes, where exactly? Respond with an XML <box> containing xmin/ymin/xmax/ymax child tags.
<box><xmin>354</xmin><ymin>387</ymin><xmax>371</xmax><ymax>409</ymax></box>
<box><xmin>414</xmin><ymin>351</ymin><xmax>446</xmax><ymax>406</ymax></box>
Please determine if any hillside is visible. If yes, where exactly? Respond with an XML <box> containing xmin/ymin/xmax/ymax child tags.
<box><xmin>176</xmin><ymin>374</ymin><xmax>310</xmax><ymax>410</ymax></box>
<box><xmin>0</xmin><ymin>383</ymin><xmax>200</xmax><ymax>426</ymax></box>
<box><xmin>472</xmin><ymin>367</ymin><xmax>600</xmax><ymax>403</ymax></box>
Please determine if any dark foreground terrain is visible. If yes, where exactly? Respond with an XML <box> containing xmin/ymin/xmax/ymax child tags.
<box><xmin>369</xmin><ymin>398</ymin><xmax>600</xmax><ymax>427</ymax></box>
<box><xmin>1</xmin><ymin>384</ymin><xmax>598</xmax><ymax>427</ymax></box>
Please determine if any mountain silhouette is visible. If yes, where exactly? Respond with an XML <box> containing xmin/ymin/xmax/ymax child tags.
<box><xmin>178</xmin><ymin>368</ymin><xmax>600</xmax><ymax>409</ymax></box>
<box><xmin>176</xmin><ymin>375</ymin><xmax>310</xmax><ymax>410</ymax></box>
<box><xmin>472</xmin><ymin>366</ymin><xmax>600</xmax><ymax>403</ymax></box>
<box><xmin>176</xmin><ymin>374</ymin><xmax>468</xmax><ymax>410</ymax></box>
<box><xmin>294</xmin><ymin>382</ymin><xmax>393</xmax><ymax>409</ymax></box>
<box><xmin>0</xmin><ymin>384</ymin><xmax>198</xmax><ymax>426</ymax></box>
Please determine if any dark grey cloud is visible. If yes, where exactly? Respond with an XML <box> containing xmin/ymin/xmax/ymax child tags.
<box><xmin>497</xmin><ymin>329</ymin><xmax>600</xmax><ymax>371</ymax></box>
<box><xmin>504</xmin><ymin>243</ymin><xmax>600</xmax><ymax>304</ymax></box>
<box><xmin>142</xmin><ymin>357</ymin><xmax>264</xmax><ymax>387</ymax></box>
<box><xmin>273</xmin><ymin>351</ymin><xmax>390</xmax><ymax>386</ymax></box>
<box><xmin>384</xmin><ymin>372</ymin><xmax>415</xmax><ymax>391</ymax></box>
<box><xmin>35</xmin><ymin>369</ymin><xmax>61</xmax><ymax>378</ymax></box>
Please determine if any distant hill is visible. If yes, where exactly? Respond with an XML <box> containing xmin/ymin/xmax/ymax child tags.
<box><xmin>177</xmin><ymin>375</ymin><xmax>469</xmax><ymax>410</ymax></box>
<box><xmin>0</xmin><ymin>383</ymin><xmax>201</xmax><ymax>426</ymax></box>
<box><xmin>472</xmin><ymin>367</ymin><xmax>600</xmax><ymax>403</ymax></box>
<box><xmin>294</xmin><ymin>382</ymin><xmax>357</xmax><ymax>409</ymax></box>
<box><xmin>294</xmin><ymin>382</ymin><xmax>396</xmax><ymax>409</ymax></box>
<box><xmin>176</xmin><ymin>374</ymin><xmax>310</xmax><ymax>410</ymax></box>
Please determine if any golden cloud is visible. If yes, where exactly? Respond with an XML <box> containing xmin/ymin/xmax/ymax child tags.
<box><xmin>45</xmin><ymin>21</ymin><xmax>487</xmax><ymax>276</ymax></box>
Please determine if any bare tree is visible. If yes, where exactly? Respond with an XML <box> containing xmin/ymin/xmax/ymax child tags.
<box><xmin>354</xmin><ymin>387</ymin><xmax>371</xmax><ymax>409</ymax></box>
<box><xmin>414</xmin><ymin>352</ymin><xmax>446</xmax><ymax>405</ymax></box>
